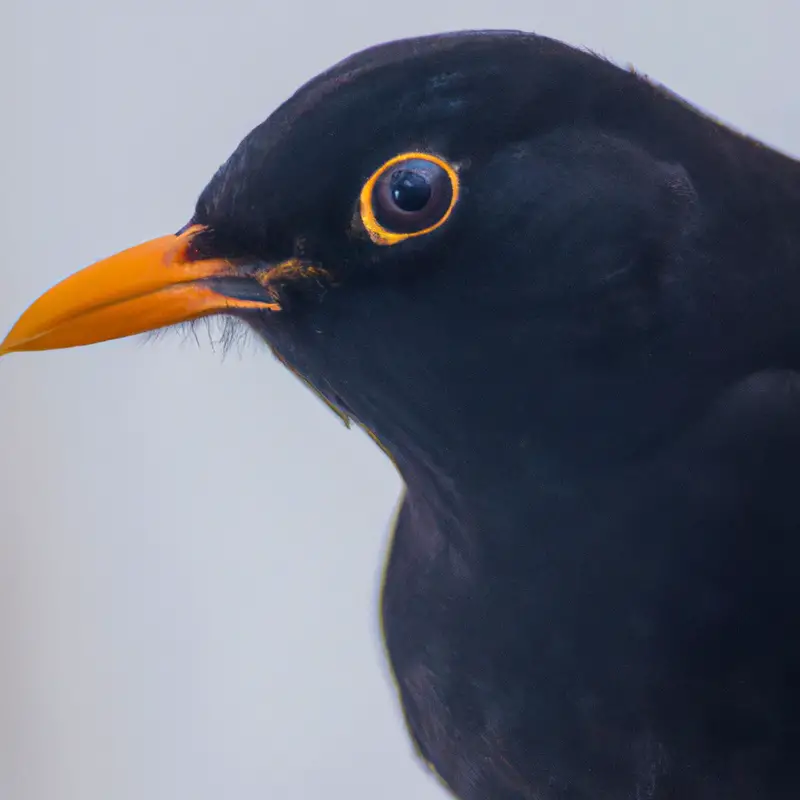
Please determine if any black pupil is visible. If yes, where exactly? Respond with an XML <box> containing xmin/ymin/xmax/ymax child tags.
<box><xmin>389</xmin><ymin>169</ymin><xmax>432</xmax><ymax>212</ymax></box>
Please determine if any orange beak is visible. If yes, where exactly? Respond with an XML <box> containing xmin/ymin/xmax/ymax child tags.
<box><xmin>0</xmin><ymin>225</ymin><xmax>281</xmax><ymax>356</ymax></box>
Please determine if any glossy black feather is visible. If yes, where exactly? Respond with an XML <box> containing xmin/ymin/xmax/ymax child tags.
<box><xmin>190</xmin><ymin>31</ymin><xmax>800</xmax><ymax>799</ymax></box>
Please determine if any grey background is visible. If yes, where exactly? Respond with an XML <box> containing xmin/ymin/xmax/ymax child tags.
<box><xmin>1</xmin><ymin>2</ymin><xmax>798</xmax><ymax>799</ymax></box>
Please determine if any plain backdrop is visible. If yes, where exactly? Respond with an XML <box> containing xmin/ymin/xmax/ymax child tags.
<box><xmin>1</xmin><ymin>2</ymin><xmax>799</xmax><ymax>799</ymax></box>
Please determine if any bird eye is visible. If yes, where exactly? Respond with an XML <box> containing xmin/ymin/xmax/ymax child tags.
<box><xmin>358</xmin><ymin>152</ymin><xmax>459</xmax><ymax>245</ymax></box>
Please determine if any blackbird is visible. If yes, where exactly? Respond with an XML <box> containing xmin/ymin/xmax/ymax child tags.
<box><xmin>3</xmin><ymin>29</ymin><xmax>800</xmax><ymax>800</ymax></box>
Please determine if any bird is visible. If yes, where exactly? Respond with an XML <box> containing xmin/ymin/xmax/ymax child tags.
<box><xmin>3</xmin><ymin>28</ymin><xmax>800</xmax><ymax>800</ymax></box>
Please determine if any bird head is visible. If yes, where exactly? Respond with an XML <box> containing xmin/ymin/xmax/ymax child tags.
<box><xmin>2</xmin><ymin>31</ymin><xmax>792</xmax><ymax>484</ymax></box>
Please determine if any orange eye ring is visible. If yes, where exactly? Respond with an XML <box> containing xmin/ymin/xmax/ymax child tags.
<box><xmin>358</xmin><ymin>152</ymin><xmax>460</xmax><ymax>246</ymax></box>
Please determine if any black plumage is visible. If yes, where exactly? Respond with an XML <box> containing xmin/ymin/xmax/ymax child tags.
<box><xmin>5</xmin><ymin>29</ymin><xmax>800</xmax><ymax>800</ymax></box>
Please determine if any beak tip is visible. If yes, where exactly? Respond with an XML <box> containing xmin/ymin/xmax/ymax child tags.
<box><xmin>0</xmin><ymin>321</ymin><xmax>33</xmax><ymax>356</ymax></box>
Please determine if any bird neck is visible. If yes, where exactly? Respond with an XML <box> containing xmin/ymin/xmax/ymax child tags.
<box><xmin>390</xmin><ymin>426</ymin><xmax>582</xmax><ymax>546</ymax></box>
